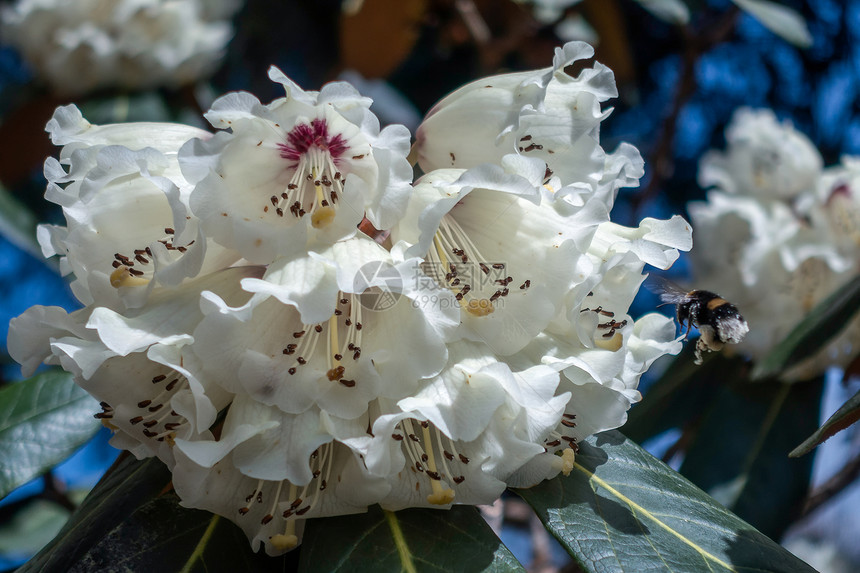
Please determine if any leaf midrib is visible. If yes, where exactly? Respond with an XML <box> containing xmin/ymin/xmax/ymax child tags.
<box><xmin>573</xmin><ymin>461</ymin><xmax>736</xmax><ymax>572</ymax></box>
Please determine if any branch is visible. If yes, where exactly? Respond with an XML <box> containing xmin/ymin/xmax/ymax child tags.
<box><xmin>631</xmin><ymin>7</ymin><xmax>740</xmax><ymax>215</ymax></box>
<box><xmin>801</xmin><ymin>452</ymin><xmax>860</xmax><ymax>516</ymax></box>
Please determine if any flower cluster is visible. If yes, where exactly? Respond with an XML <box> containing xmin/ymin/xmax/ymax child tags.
<box><xmin>0</xmin><ymin>0</ymin><xmax>241</xmax><ymax>95</ymax></box>
<box><xmin>690</xmin><ymin>108</ymin><xmax>860</xmax><ymax>379</ymax></box>
<box><xmin>10</xmin><ymin>42</ymin><xmax>690</xmax><ymax>554</ymax></box>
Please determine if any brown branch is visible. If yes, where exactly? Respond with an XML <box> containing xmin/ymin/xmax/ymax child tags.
<box><xmin>801</xmin><ymin>452</ymin><xmax>860</xmax><ymax>517</ymax></box>
<box><xmin>631</xmin><ymin>7</ymin><xmax>740</xmax><ymax>215</ymax></box>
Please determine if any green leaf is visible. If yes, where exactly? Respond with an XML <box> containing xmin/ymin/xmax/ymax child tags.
<box><xmin>300</xmin><ymin>504</ymin><xmax>523</xmax><ymax>572</ymax></box>
<box><xmin>752</xmin><ymin>274</ymin><xmax>860</xmax><ymax>380</ymax></box>
<box><xmin>79</xmin><ymin>92</ymin><xmax>172</xmax><ymax>124</ymax></box>
<box><xmin>21</xmin><ymin>454</ymin><xmax>297</xmax><ymax>573</ymax></box>
<box><xmin>0</xmin><ymin>369</ymin><xmax>100</xmax><ymax>499</ymax></box>
<box><xmin>516</xmin><ymin>431</ymin><xmax>816</xmax><ymax>573</ymax></box>
<box><xmin>731</xmin><ymin>0</ymin><xmax>813</xmax><ymax>47</ymax></box>
<box><xmin>679</xmin><ymin>378</ymin><xmax>823</xmax><ymax>540</ymax></box>
<box><xmin>791</xmin><ymin>385</ymin><xmax>860</xmax><ymax>457</ymax></box>
<box><xmin>0</xmin><ymin>181</ymin><xmax>41</xmax><ymax>259</ymax></box>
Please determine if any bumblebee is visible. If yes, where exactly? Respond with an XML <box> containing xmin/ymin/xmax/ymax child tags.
<box><xmin>652</xmin><ymin>278</ymin><xmax>749</xmax><ymax>364</ymax></box>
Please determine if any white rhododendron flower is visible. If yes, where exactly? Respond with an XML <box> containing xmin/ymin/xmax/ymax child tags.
<box><xmin>690</xmin><ymin>108</ymin><xmax>859</xmax><ymax>379</ymax></box>
<box><xmin>38</xmin><ymin>105</ymin><xmax>241</xmax><ymax>311</ymax></box>
<box><xmin>190</xmin><ymin>236</ymin><xmax>458</xmax><ymax>420</ymax></box>
<box><xmin>173</xmin><ymin>394</ymin><xmax>390</xmax><ymax>554</ymax></box>
<box><xmin>8</xmin><ymin>267</ymin><xmax>260</xmax><ymax>464</ymax></box>
<box><xmin>391</xmin><ymin>155</ymin><xmax>607</xmax><ymax>355</ymax></box>
<box><xmin>698</xmin><ymin>108</ymin><xmax>822</xmax><ymax>201</ymax></box>
<box><xmin>0</xmin><ymin>0</ymin><xmax>241</xmax><ymax>95</ymax></box>
<box><xmin>9</xmin><ymin>45</ymin><xmax>695</xmax><ymax>555</ymax></box>
<box><xmin>415</xmin><ymin>41</ymin><xmax>640</xmax><ymax>193</ymax></box>
<box><xmin>180</xmin><ymin>67</ymin><xmax>412</xmax><ymax>264</ymax></box>
<box><xmin>344</xmin><ymin>342</ymin><xmax>569</xmax><ymax>509</ymax></box>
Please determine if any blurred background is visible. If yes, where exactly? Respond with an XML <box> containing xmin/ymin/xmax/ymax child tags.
<box><xmin>0</xmin><ymin>0</ymin><xmax>858</xmax><ymax>571</ymax></box>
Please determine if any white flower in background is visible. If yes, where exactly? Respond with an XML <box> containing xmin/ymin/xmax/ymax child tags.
<box><xmin>38</xmin><ymin>105</ymin><xmax>241</xmax><ymax>311</ymax></box>
<box><xmin>691</xmin><ymin>108</ymin><xmax>859</xmax><ymax>379</ymax></box>
<box><xmin>172</xmin><ymin>395</ymin><xmax>390</xmax><ymax>555</ymax></box>
<box><xmin>180</xmin><ymin>67</ymin><xmax>413</xmax><ymax>264</ymax></box>
<box><xmin>415</xmin><ymin>41</ymin><xmax>644</xmax><ymax>197</ymax></box>
<box><xmin>8</xmin><ymin>266</ymin><xmax>260</xmax><ymax>464</ymax></box>
<box><xmin>0</xmin><ymin>0</ymin><xmax>241</xmax><ymax>95</ymax></box>
<box><xmin>190</xmin><ymin>236</ymin><xmax>458</xmax><ymax>420</ymax></box>
<box><xmin>699</xmin><ymin>108</ymin><xmax>822</xmax><ymax>201</ymax></box>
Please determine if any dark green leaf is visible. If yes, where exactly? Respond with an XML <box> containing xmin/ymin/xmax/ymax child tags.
<box><xmin>0</xmin><ymin>181</ymin><xmax>40</xmax><ymax>259</ymax></box>
<box><xmin>752</xmin><ymin>274</ymin><xmax>860</xmax><ymax>380</ymax></box>
<box><xmin>0</xmin><ymin>369</ymin><xmax>100</xmax><ymax>499</ymax></box>
<box><xmin>300</xmin><ymin>504</ymin><xmax>523</xmax><ymax>573</ymax></box>
<box><xmin>79</xmin><ymin>92</ymin><xmax>172</xmax><ymax>124</ymax></box>
<box><xmin>20</xmin><ymin>454</ymin><xmax>297</xmax><ymax>573</ymax></box>
<box><xmin>516</xmin><ymin>431</ymin><xmax>815</xmax><ymax>573</ymax></box>
<box><xmin>679</xmin><ymin>377</ymin><xmax>823</xmax><ymax>539</ymax></box>
<box><xmin>624</xmin><ymin>345</ymin><xmax>745</xmax><ymax>444</ymax></box>
<box><xmin>791</xmin><ymin>385</ymin><xmax>860</xmax><ymax>457</ymax></box>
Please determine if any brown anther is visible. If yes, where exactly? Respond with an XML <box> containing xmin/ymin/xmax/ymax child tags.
<box><xmin>296</xmin><ymin>506</ymin><xmax>311</xmax><ymax>516</ymax></box>
<box><xmin>130</xmin><ymin>416</ymin><xmax>144</xmax><ymax>425</ymax></box>
<box><xmin>294</xmin><ymin>330</ymin><xmax>305</xmax><ymax>338</ymax></box>
<box><xmin>261</xmin><ymin>514</ymin><xmax>273</xmax><ymax>525</ymax></box>
<box><xmin>164</xmin><ymin>227</ymin><xmax>175</xmax><ymax>235</ymax></box>
<box><xmin>453</xmin><ymin>476</ymin><xmax>466</xmax><ymax>484</ymax></box>
<box><xmin>392</xmin><ymin>433</ymin><xmax>404</xmax><ymax>441</ymax></box>
<box><xmin>165</xmin><ymin>379</ymin><xmax>179</xmax><ymax>391</ymax></box>
<box><xmin>426</xmin><ymin>471</ymin><xmax>442</xmax><ymax>480</ymax></box>
<box><xmin>137</xmin><ymin>400</ymin><xmax>152</xmax><ymax>408</ymax></box>
<box><xmin>561</xmin><ymin>419</ymin><xmax>577</xmax><ymax>428</ymax></box>
<box><xmin>459</xmin><ymin>454</ymin><xmax>470</xmax><ymax>464</ymax></box>
<box><xmin>288</xmin><ymin>367</ymin><xmax>297</xmax><ymax>375</ymax></box>
<box><xmin>239</xmin><ymin>507</ymin><xmax>250</xmax><ymax>515</ymax></box>
<box><xmin>327</xmin><ymin>365</ymin><xmax>345</xmax><ymax>381</ymax></box>
<box><xmin>340</xmin><ymin>379</ymin><xmax>356</xmax><ymax>387</ymax></box>
<box><xmin>148</xmin><ymin>404</ymin><xmax>163</xmax><ymax>412</ymax></box>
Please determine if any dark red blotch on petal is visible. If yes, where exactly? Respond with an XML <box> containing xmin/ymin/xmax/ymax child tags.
<box><xmin>278</xmin><ymin>118</ymin><xmax>348</xmax><ymax>164</ymax></box>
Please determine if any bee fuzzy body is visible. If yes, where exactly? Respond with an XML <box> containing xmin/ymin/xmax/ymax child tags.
<box><xmin>652</xmin><ymin>278</ymin><xmax>749</xmax><ymax>364</ymax></box>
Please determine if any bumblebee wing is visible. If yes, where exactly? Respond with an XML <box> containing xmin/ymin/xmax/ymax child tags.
<box><xmin>646</xmin><ymin>275</ymin><xmax>691</xmax><ymax>306</ymax></box>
